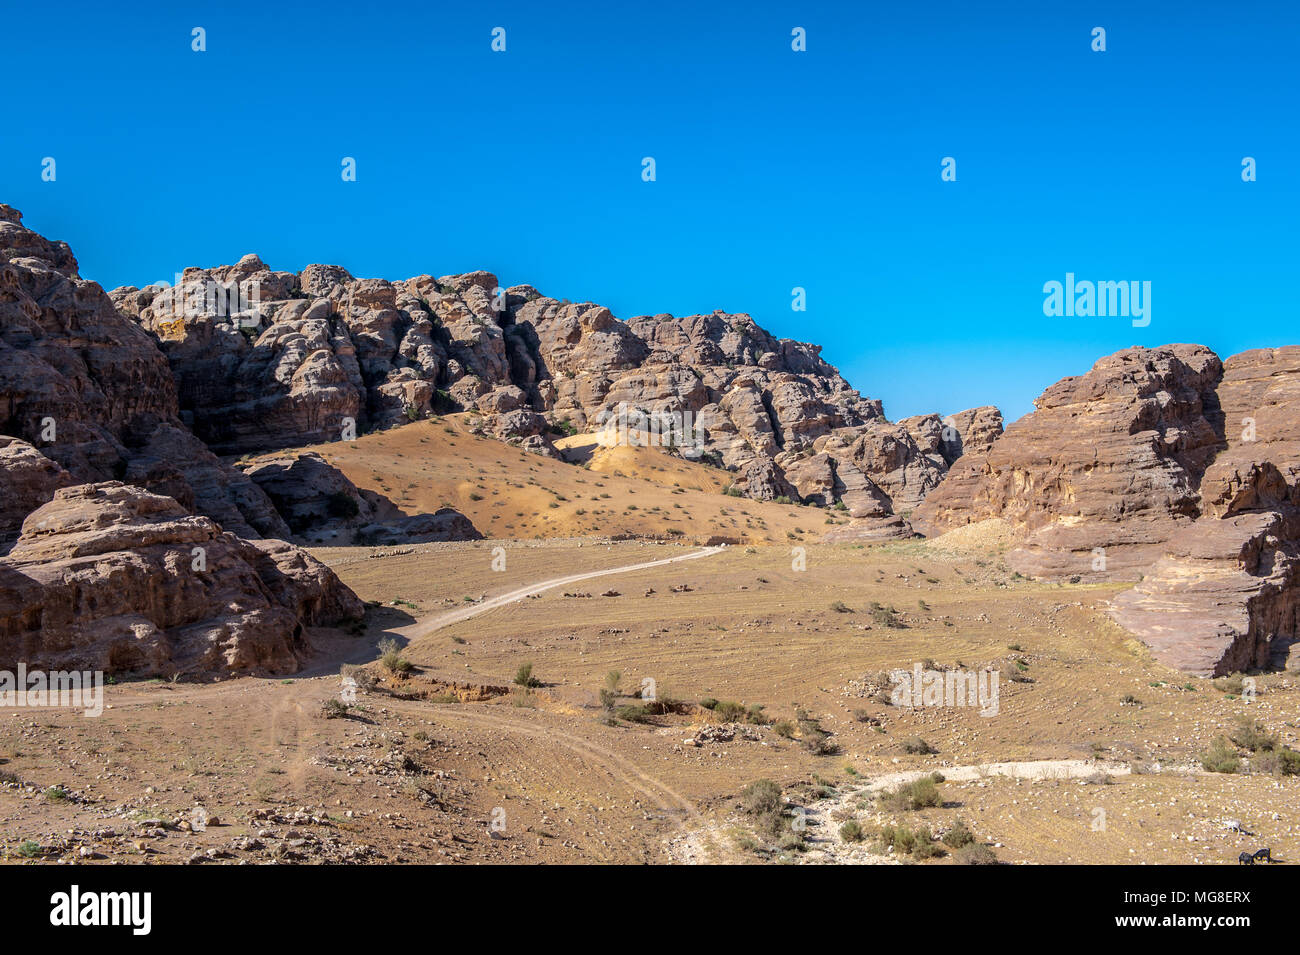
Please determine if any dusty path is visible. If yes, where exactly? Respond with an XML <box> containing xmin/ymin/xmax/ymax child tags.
<box><xmin>394</xmin><ymin>545</ymin><xmax>727</xmax><ymax>642</ymax></box>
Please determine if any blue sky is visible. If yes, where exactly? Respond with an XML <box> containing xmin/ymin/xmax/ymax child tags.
<box><xmin>3</xmin><ymin>0</ymin><xmax>1297</xmax><ymax>422</ymax></box>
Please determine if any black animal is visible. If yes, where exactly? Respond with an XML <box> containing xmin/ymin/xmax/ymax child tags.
<box><xmin>1252</xmin><ymin>847</ymin><xmax>1273</xmax><ymax>863</ymax></box>
<box><xmin>1239</xmin><ymin>852</ymin><xmax>1255</xmax><ymax>865</ymax></box>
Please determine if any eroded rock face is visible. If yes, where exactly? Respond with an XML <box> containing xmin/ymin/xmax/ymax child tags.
<box><xmin>1108</xmin><ymin>348</ymin><xmax>1300</xmax><ymax>675</ymax></box>
<box><xmin>0</xmin><ymin>436</ymin><xmax>71</xmax><ymax>552</ymax></box>
<box><xmin>0</xmin><ymin>205</ymin><xmax>287</xmax><ymax>540</ymax></box>
<box><xmin>113</xmin><ymin>252</ymin><xmax>998</xmax><ymax>524</ymax></box>
<box><xmin>0</xmin><ymin>483</ymin><xmax>362</xmax><ymax>677</ymax></box>
<box><xmin>914</xmin><ymin>345</ymin><xmax>1226</xmax><ymax>576</ymax></box>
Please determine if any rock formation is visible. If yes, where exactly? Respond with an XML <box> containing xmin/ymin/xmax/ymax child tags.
<box><xmin>914</xmin><ymin>344</ymin><xmax>1225</xmax><ymax>577</ymax></box>
<box><xmin>0</xmin><ymin>205</ymin><xmax>288</xmax><ymax>540</ymax></box>
<box><xmin>239</xmin><ymin>451</ymin><xmax>480</xmax><ymax>545</ymax></box>
<box><xmin>0</xmin><ymin>483</ymin><xmax>362</xmax><ymax>676</ymax></box>
<box><xmin>110</xmin><ymin>252</ymin><xmax>999</xmax><ymax>531</ymax></box>
<box><xmin>1109</xmin><ymin>347</ymin><xmax>1300</xmax><ymax>675</ymax></box>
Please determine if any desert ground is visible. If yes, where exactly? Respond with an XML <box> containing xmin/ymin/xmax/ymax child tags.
<box><xmin>3</xmin><ymin>423</ymin><xmax>1297</xmax><ymax>865</ymax></box>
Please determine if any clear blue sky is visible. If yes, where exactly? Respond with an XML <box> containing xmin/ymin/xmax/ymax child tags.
<box><xmin>4</xmin><ymin>0</ymin><xmax>1297</xmax><ymax>422</ymax></box>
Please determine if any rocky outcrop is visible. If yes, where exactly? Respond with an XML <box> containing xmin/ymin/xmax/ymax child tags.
<box><xmin>0</xmin><ymin>436</ymin><xmax>71</xmax><ymax>552</ymax></box>
<box><xmin>914</xmin><ymin>345</ymin><xmax>1226</xmax><ymax>577</ymax></box>
<box><xmin>0</xmin><ymin>205</ymin><xmax>288</xmax><ymax>540</ymax></box>
<box><xmin>1109</xmin><ymin>347</ymin><xmax>1300</xmax><ymax>675</ymax></box>
<box><xmin>111</xmin><ymin>251</ymin><xmax>997</xmax><ymax>526</ymax></box>
<box><xmin>0</xmin><ymin>483</ymin><xmax>362</xmax><ymax>677</ymax></box>
<box><xmin>239</xmin><ymin>451</ymin><xmax>480</xmax><ymax>545</ymax></box>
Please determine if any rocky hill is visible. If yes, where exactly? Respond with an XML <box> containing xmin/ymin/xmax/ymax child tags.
<box><xmin>915</xmin><ymin>344</ymin><xmax>1300</xmax><ymax>676</ymax></box>
<box><xmin>108</xmin><ymin>250</ymin><xmax>1000</xmax><ymax>535</ymax></box>
<box><xmin>0</xmin><ymin>206</ymin><xmax>362</xmax><ymax>676</ymax></box>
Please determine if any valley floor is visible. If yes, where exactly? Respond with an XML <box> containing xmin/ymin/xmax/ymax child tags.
<box><xmin>3</xmin><ymin>537</ymin><xmax>1297</xmax><ymax>865</ymax></box>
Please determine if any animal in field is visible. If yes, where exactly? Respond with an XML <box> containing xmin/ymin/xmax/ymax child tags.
<box><xmin>1252</xmin><ymin>847</ymin><xmax>1273</xmax><ymax>863</ymax></box>
<box><xmin>1239</xmin><ymin>851</ymin><xmax>1255</xmax><ymax>865</ymax></box>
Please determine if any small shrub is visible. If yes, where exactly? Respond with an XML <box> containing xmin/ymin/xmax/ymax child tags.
<box><xmin>880</xmin><ymin>776</ymin><xmax>942</xmax><ymax>811</ymax></box>
<box><xmin>901</xmin><ymin>737</ymin><xmax>937</xmax><ymax>755</ymax></box>
<box><xmin>830</xmin><ymin>601</ymin><xmax>853</xmax><ymax>614</ymax></box>
<box><xmin>955</xmin><ymin>842</ymin><xmax>998</xmax><ymax>865</ymax></box>
<box><xmin>615</xmin><ymin>704</ymin><xmax>653</xmax><ymax>723</ymax></box>
<box><xmin>1201</xmin><ymin>736</ymin><xmax>1240</xmax><ymax>774</ymax></box>
<box><xmin>1230</xmin><ymin>716</ymin><xmax>1278</xmax><ymax>753</ymax></box>
<box><xmin>942</xmin><ymin>819</ymin><xmax>976</xmax><ymax>848</ymax></box>
<box><xmin>514</xmin><ymin>662</ymin><xmax>542</xmax><ymax>688</ymax></box>
<box><xmin>741</xmin><ymin>779</ymin><xmax>782</xmax><ymax>816</ymax></box>
<box><xmin>320</xmin><ymin>699</ymin><xmax>350</xmax><ymax>719</ymax></box>
<box><xmin>378</xmin><ymin>638</ymin><xmax>413</xmax><ymax>676</ymax></box>
<box><xmin>839</xmin><ymin>819</ymin><xmax>865</xmax><ymax>842</ymax></box>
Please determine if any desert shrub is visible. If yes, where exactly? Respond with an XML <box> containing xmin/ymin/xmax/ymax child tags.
<box><xmin>773</xmin><ymin>720</ymin><xmax>796</xmax><ymax>739</ymax></box>
<box><xmin>870</xmin><ymin>605</ymin><xmax>905</xmax><ymax>629</ymax></box>
<box><xmin>615</xmin><ymin>704</ymin><xmax>653</xmax><ymax>723</ymax></box>
<box><xmin>1213</xmin><ymin>673</ymin><xmax>1246</xmax><ymax>695</ymax></box>
<box><xmin>378</xmin><ymin>638</ymin><xmax>413</xmax><ymax>676</ymax></box>
<box><xmin>320</xmin><ymin>698</ymin><xmax>349</xmax><ymax>719</ymax></box>
<box><xmin>1253</xmin><ymin>746</ymin><xmax>1300</xmax><ymax>777</ymax></box>
<box><xmin>839</xmin><ymin>819</ymin><xmax>865</xmax><ymax>842</ymax></box>
<box><xmin>699</xmin><ymin>697</ymin><xmax>719</xmax><ymax>710</ymax></box>
<box><xmin>879</xmin><ymin>823</ymin><xmax>940</xmax><ymax>857</ymax></box>
<box><xmin>44</xmin><ymin>786</ymin><xmax>68</xmax><ymax>802</ymax></box>
<box><xmin>880</xmin><ymin>775</ymin><xmax>942</xmax><ymax>811</ymax></box>
<box><xmin>911</xmin><ymin>826</ymin><xmax>944</xmax><ymax>859</ymax></box>
<box><xmin>741</xmin><ymin>779</ymin><xmax>782</xmax><ymax>816</ymax></box>
<box><xmin>513</xmin><ymin>662</ymin><xmax>541</xmax><ymax>688</ymax></box>
<box><xmin>16</xmin><ymin>840</ymin><xmax>41</xmax><ymax>859</ymax></box>
<box><xmin>598</xmin><ymin>688</ymin><xmax>616</xmax><ymax>710</ymax></box>
<box><xmin>713</xmin><ymin>700</ymin><xmax>747</xmax><ymax>722</ymax></box>
<box><xmin>955</xmin><ymin>843</ymin><xmax>998</xmax><ymax>865</ymax></box>
<box><xmin>830</xmin><ymin>601</ymin><xmax>853</xmax><ymax>614</ymax></box>
<box><xmin>901</xmin><ymin>737</ymin><xmax>937</xmax><ymax>755</ymax></box>
<box><xmin>1230</xmin><ymin>716</ymin><xmax>1278</xmax><ymax>753</ymax></box>
<box><xmin>1201</xmin><ymin>736</ymin><xmax>1240</xmax><ymax>774</ymax></box>
<box><xmin>942</xmin><ymin>819</ymin><xmax>976</xmax><ymax>848</ymax></box>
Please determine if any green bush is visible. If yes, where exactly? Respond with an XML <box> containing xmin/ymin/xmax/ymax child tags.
<box><xmin>1201</xmin><ymin>736</ymin><xmax>1240</xmax><ymax>774</ymax></box>
<box><xmin>513</xmin><ymin>662</ymin><xmax>541</xmax><ymax>688</ymax></box>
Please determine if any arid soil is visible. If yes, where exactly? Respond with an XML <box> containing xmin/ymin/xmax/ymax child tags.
<box><xmin>4</xmin><ymin>518</ymin><xmax>1297</xmax><ymax>864</ymax></box>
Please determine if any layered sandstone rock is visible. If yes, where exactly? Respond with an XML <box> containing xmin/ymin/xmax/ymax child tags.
<box><xmin>0</xmin><ymin>483</ymin><xmax>362</xmax><ymax>676</ymax></box>
<box><xmin>0</xmin><ymin>436</ymin><xmax>71</xmax><ymax>551</ymax></box>
<box><xmin>1109</xmin><ymin>348</ymin><xmax>1300</xmax><ymax>674</ymax></box>
<box><xmin>914</xmin><ymin>345</ymin><xmax>1226</xmax><ymax>577</ymax></box>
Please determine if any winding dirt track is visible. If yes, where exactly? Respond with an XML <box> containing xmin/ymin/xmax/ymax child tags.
<box><xmin>394</xmin><ymin>544</ymin><xmax>725</xmax><ymax>642</ymax></box>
